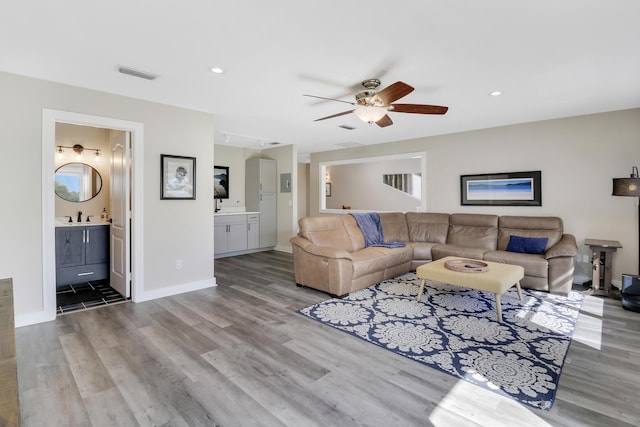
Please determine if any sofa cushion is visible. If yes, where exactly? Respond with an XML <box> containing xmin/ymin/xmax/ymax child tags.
<box><xmin>484</xmin><ymin>250</ymin><xmax>549</xmax><ymax>278</ymax></box>
<box><xmin>406</xmin><ymin>212</ymin><xmax>449</xmax><ymax>243</ymax></box>
<box><xmin>406</xmin><ymin>242</ymin><xmax>440</xmax><ymax>261</ymax></box>
<box><xmin>447</xmin><ymin>213</ymin><xmax>499</xmax><ymax>250</ymax></box>
<box><xmin>431</xmin><ymin>244</ymin><xmax>489</xmax><ymax>261</ymax></box>
<box><xmin>380</xmin><ymin>212</ymin><xmax>410</xmax><ymax>242</ymax></box>
<box><xmin>498</xmin><ymin>216</ymin><xmax>562</xmax><ymax>251</ymax></box>
<box><xmin>350</xmin><ymin>246</ymin><xmax>413</xmax><ymax>279</ymax></box>
<box><xmin>341</xmin><ymin>214</ymin><xmax>366</xmax><ymax>251</ymax></box>
<box><xmin>298</xmin><ymin>215</ymin><xmax>358</xmax><ymax>252</ymax></box>
<box><xmin>506</xmin><ymin>235</ymin><xmax>548</xmax><ymax>254</ymax></box>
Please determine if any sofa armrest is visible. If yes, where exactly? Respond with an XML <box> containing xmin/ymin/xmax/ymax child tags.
<box><xmin>290</xmin><ymin>236</ymin><xmax>352</xmax><ymax>260</ymax></box>
<box><xmin>545</xmin><ymin>234</ymin><xmax>578</xmax><ymax>260</ymax></box>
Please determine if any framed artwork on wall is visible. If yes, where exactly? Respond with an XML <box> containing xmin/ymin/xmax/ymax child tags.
<box><xmin>161</xmin><ymin>154</ymin><xmax>196</xmax><ymax>200</ymax></box>
<box><xmin>460</xmin><ymin>170</ymin><xmax>541</xmax><ymax>206</ymax></box>
<box><xmin>214</xmin><ymin>165</ymin><xmax>229</xmax><ymax>199</ymax></box>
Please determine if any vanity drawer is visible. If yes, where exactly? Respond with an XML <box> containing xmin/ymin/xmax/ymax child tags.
<box><xmin>56</xmin><ymin>263</ymin><xmax>109</xmax><ymax>285</ymax></box>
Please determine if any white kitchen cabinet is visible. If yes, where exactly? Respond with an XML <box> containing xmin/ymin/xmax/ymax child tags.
<box><xmin>247</xmin><ymin>213</ymin><xmax>260</xmax><ymax>250</ymax></box>
<box><xmin>214</xmin><ymin>214</ymin><xmax>248</xmax><ymax>256</ymax></box>
<box><xmin>246</xmin><ymin>158</ymin><xmax>277</xmax><ymax>248</ymax></box>
<box><xmin>214</xmin><ymin>212</ymin><xmax>264</xmax><ymax>257</ymax></box>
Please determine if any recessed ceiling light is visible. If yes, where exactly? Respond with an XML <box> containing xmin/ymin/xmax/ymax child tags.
<box><xmin>490</xmin><ymin>91</ymin><xmax>502</xmax><ymax>97</ymax></box>
<box><xmin>210</xmin><ymin>67</ymin><xmax>224</xmax><ymax>74</ymax></box>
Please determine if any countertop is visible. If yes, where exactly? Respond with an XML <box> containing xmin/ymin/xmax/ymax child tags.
<box><xmin>214</xmin><ymin>211</ymin><xmax>259</xmax><ymax>216</ymax></box>
<box><xmin>55</xmin><ymin>221</ymin><xmax>110</xmax><ymax>227</ymax></box>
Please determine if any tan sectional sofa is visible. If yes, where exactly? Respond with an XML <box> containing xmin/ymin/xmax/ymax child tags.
<box><xmin>290</xmin><ymin>212</ymin><xmax>578</xmax><ymax>298</ymax></box>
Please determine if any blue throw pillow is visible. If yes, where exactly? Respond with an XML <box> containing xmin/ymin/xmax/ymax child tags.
<box><xmin>506</xmin><ymin>235</ymin><xmax>548</xmax><ymax>254</ymax></box>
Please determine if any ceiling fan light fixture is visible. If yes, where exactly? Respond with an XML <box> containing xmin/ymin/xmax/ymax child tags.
<box><xmin>354</xmin><ymin>106</ymin><xmax>387</xmax><ymax>123</ymax></box>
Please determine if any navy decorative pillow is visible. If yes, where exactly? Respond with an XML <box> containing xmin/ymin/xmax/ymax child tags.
<box><xmin>506</xmin><ymin>235</ymin><xmax>548</xmax><ymax>254</ymax></box>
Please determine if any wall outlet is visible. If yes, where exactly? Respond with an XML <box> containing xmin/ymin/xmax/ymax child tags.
<box><xmin>582</xmin><ymin>254</ymin><xmax>590</xmax><ymax>263</ymax></box>
<box><xmin>176</xmin><ymin>259</ymin><xmax>183</xmax><ymax>269</ymax></box>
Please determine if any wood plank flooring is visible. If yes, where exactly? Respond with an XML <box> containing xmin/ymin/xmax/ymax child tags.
<box><xmin>15</xmin><ymin>251</ymin><xmax>640</xmax><ymax>426</ymax></box>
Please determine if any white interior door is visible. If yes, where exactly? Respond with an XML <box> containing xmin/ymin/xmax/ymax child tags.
<box><xmin>109</xmin><ymin>131</ymin><xmax>130</xmax><ymax>297</ymax></box>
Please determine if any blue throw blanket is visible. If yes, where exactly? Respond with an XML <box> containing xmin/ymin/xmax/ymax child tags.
<box><xmin>350</xmin><ymin>213</ymin><xmax>406</xmax><ymax>248</ymax></box>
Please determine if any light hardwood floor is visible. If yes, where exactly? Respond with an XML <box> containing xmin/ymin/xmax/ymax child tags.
<box><xmin>16</xmin><ymin>251</ymin><xmax>640</xmax><ymax>426</ymax></box>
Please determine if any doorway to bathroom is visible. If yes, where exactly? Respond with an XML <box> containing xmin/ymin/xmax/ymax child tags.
<box><xmin>42</xmin><ymin>110</ymin><xmax>144</xmax><ymax>320</ymax></box>
<box><xmin>53</xmin><ymin>122</ymin><xmax>129</xmax><ymax>313</ymax></box>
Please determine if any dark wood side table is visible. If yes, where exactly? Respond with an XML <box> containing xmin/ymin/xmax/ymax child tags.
<box><xmin>584</xmin><ymin>239</ymin><xmax>623</xmax><ymax>297</ymax></box>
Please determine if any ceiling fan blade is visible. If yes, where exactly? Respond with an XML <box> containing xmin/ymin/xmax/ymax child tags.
<box><xmin>304</xmin><ymin>94</ymin><xmax>356</xmax><ymax>105</ymax></box>
<box><xmin>375</xmin><ymin>114</ymin><xmax>393</xmax><ymax>127</ymax></box>
<box><xmin>373</xmin><ymin>81</ymin><xmax>415</xmax><ymax>106</ymax></box>
<box><xmin>314</xmin><ymin>110</ymin><xmax>355</xmax><ymax>122</ymax></box>
<box><xmin>390</xmin><ymin>103</ymin><xmax>449</xmax><ymax>115</ymax></box>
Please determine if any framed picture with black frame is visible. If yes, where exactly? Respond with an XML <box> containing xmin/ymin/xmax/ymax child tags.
<box><xmin>214</xmin><ymin>165</ymin><xmax>229</xmax><ymax>199</ymax></box>
<box><xmin>460</xmin><ymin>170</ymin><xmax>541</xmax><ymax>206</ymax></box>
<box><xmin>161</xmin><ymin>154</ymin><xmax>196</xmax><ymax>200</ymax></box>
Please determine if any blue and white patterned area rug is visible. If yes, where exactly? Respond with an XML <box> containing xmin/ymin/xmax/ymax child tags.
<box><xmin>298</xmin><ymin>272</ymin><xmax>584</xmax><ymax>410</ymax></box>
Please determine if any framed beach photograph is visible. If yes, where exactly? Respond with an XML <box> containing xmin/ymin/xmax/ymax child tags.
<box><xmin>214</xmin><ymin>165</ymin><xmax>229</xmax><ymax>199</ymax></box>
<box><xmin>460</xmin><ymin>171</ymin><xmax>541</xmax><ymax>206</ymax></box>
<box><xmin>161</xmin><ymin>154</ymin><xmax>196</xmax><ymax>200</ymax></box>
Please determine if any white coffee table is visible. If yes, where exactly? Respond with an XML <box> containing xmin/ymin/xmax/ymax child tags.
<box><xmin>416</xmin><ymin>256</ymin><xmax>524</xmax><ymax>322</ymax></box>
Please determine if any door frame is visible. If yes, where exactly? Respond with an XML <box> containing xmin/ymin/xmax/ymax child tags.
<box><xmin>42</xmin><ymin>109</ymin><xmax>144</xmax><ymax>320</ymax></box>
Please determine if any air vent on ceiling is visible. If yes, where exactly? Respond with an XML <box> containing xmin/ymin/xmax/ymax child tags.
<box><xmin>338</xmin><ymin>124</ymin><xmax>356</xmax><ymax>130</ymax></box>
<box><xmin>117</xmin><ymin>66</ymin><xmax>158</xmax><ymax>81</ymax></box>
<box><xmin>335</xmin><ymin>142</ymin><xmax>364</xmax><ymax>148</ymax></box>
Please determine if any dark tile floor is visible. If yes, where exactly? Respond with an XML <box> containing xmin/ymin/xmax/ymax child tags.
<box><xmin>56</xmin><ymin>280</ymin><xmax>127</xmax><ymax>314</ymax></box>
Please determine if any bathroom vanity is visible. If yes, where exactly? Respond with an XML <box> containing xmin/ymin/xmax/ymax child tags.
<box><xmin>55</xmin><ymin>223</ymin><xmax>109</xmax><ymax>287</ymax></box>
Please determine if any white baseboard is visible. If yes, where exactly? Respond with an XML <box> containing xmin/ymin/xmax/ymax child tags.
<box><xmin>134</xmin><ymin>278</ymin><xmax>217</xmax><ymax>303</ymax></box>
<box><xmin>16</xmin><ymin>278</ymin><xmax>217</xmax><ymax>327</ymax></box>
<box><xmin>15</xmin><ymin>310</ymin><xmax>56</xmax><ymax>328</ymax></box>
<box><xmin>274</xmin><ymin>244</ymin><xmax>292</xmax><ymax>253</ymax></box>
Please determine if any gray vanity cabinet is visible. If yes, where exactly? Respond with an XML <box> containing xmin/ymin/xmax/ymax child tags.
<box><xmin>55</xmin><ymin>225</ymin><xmax>109</xmax><ymax>286</ymax></box>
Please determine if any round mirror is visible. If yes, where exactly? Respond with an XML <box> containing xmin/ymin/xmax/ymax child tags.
<box><xmin>55</xmin><ymin>163</ymin><xmax>103</xmax><ymax>202</ymax></box>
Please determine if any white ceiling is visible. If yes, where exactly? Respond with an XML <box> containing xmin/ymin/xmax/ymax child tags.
<box><xmin>2</xmin><ymin>1</ymin><xmax>639</xmax><ymax>160</ymax></box>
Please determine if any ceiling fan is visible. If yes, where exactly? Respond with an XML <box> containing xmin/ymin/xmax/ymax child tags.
<box><xmin>304</xmin><ymin>79</ymin><xmax>448</xmax><ymax>127</ymax></box>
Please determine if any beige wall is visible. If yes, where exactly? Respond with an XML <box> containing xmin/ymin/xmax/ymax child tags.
<box><xmin>0</xmin><ymin>71</ymin><xmax>215</xmax><ymax>324</ymax></box>
<box><xmin>297</xmin><ymin>163</ymin><xmax>310</xmax><ymax>222</ymax></box>
<box><xmin>310</xmin><ymin>109</ymin><xmax>640</xmax><ymax>283</ymax></box>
